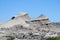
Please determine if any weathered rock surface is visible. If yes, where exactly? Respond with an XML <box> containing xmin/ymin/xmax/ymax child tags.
<box><xmin>0</xmin><ymin>12</ymin><xmax>60</xmax><ymax>40</ymax></box>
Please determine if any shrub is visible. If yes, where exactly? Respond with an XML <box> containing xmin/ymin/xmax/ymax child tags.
<box><xmin>7</xmin><ymin>36</ymin><xmax>15</xmax><ymax>40</ymax></box>
<box><xmin>45</xmin><ymin>37</ymin><xmax>60</xmax><ymax>40</ymax></box>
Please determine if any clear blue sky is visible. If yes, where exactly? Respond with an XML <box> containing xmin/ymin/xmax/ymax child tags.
<box><xmin>0</xmin><ymin>0</ymin><xmax>60</xmax><ymax>23</ymax></box>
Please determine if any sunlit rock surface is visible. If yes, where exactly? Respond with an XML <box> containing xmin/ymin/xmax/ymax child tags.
<box><xmin>0</xmin><ymin>12</ymin><xmax>60</xmax><ymax>40</ymax></box>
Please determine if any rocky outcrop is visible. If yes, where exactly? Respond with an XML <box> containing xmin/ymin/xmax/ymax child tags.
<box><xmin>0</xmin><ymin>12</ymin><xmax>60</xmax><ymax>40</ymax></box>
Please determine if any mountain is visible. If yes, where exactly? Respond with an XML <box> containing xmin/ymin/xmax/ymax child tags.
<box><xmin>52</xmin><ymin>22</ymin><xmax>60</xmax><ymax>28</ymax></box>
<box><xmin>0</xmin><ymin>12</ymin><xmax>60</xmax><ymax>40</ymax></box>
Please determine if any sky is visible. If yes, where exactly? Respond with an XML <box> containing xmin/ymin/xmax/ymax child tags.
<box><xmin>0</xmin><ymin>0</ymin><xmax>60</xmax><ymax>23</ymax></box>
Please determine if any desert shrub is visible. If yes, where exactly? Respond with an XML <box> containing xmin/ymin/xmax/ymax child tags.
<box><xmin>7</xmin><ymin>36</ymin><xmax>15</xmax><ymax>40</ymax></box>
<box><xmin>45</xmin><ymin>37</ymin><xmax>60</xmax><ymax>40</ymax></box>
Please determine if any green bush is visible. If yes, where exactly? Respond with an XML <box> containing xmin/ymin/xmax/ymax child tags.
<box><xmin>7</xmin><ymin>36</ymin><xmax>15</xmax><ymax>40</ymax></box>
<box><xmin>45</xmin><ymin>37</ymin><xmax>60</xmax><ymax>40</ymax></box>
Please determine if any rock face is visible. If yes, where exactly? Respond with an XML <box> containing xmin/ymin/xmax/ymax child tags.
<box><xmin>0</xmin><ymin>12</ymin><xmax>60</xmax><ymax>40</ymax></box>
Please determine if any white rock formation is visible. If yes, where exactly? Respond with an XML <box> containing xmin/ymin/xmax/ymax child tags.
<box><xmin>0</xmin><ymin>12</ymin><xmax>60</xmax><ymax>40</ymax></box>
<box><xmin>0</xmin><ymin>12</ymin><xmax>30</xmax><ymax>28</ymax></box>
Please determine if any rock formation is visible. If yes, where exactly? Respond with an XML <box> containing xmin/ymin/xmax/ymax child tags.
<box><xmin>0</xmin><ymin>12</ymin><xmax>60</xmax><ymax>40</ymax></box>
